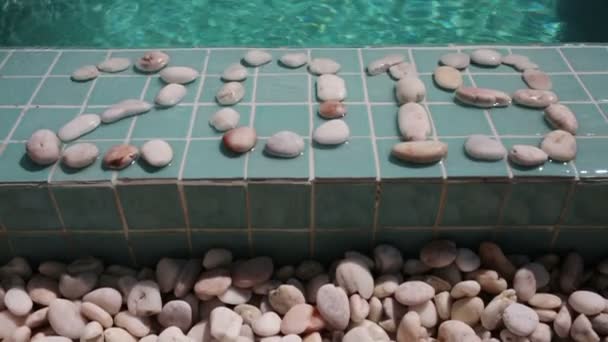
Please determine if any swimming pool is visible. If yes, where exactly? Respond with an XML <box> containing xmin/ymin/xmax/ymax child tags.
<box><xmin>0</xmin><ymin>0</ymin><xmax>607</xmax><ymax>47</ymax></box>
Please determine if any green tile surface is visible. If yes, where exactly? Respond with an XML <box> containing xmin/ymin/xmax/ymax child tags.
<box><xmin>561</xmin><ymin>47</ymin><xmax>608</xmax><ymax>71</ymax></box>
<box><xmin>190</xmin><ymin>230</ymin><xmax>250</xmax><ymax>258</ymax></box>
<box><xmin>1</xmin><ymin>51</ymin><xmax>57</xmax><ymax>75</ymax></box>
<box><xmin>52</xmin><ymin>186</ymin><xmax>123</xmax><ymax>230</ymax></box>
<box><xmin>117</xmin><ymin>184</ymin><xmax>185</xmax><ymax>229</ymax></box>
<box><xmin>441</xmin><ymin>182</ymin><xmax>507</xmax><ymax>226</ymax></box>
<box><xmin>0</xmin><ymin>78</ymin><xmax>41</xmax><ymax>105</ymax></box>
<box><xmin>182</xmin><ymin>139</ymin><xmax>246</xmax><ymax>179</ymax></box>
<box><xmin>0</xmin><ymin>186</ymin><xmax>61</xmax><ymax>230</ymax></box>
<box><xmin>315</xmin><ymin>182</ymin><xmax>375</xmax><ymax>229</ymax></box>
<box><xmin>378</xmin><ymin>181</ymin><xmax>441</xmax><ymax>227</ymax></box>
<box><xmin>249</xmin><ymin>183</ymin><xmax>310</xmax><ymax>229</ymax></box>
<box><xmin>565</xmin><ymin>183</ymin><xmax>608</xmax><ymax>225</ymax></box>
<box><xmin>314</xmin><ymin>138</ymin><xmax>376</xmax><ymax>178</ymax></box>
<box><xmin>192</xmin><ymin>104</ymin><xmax>251</xmax><ymax>138</ymax></box>
<box><xmin>252</xmin><ymin>231</ymin><xmax>310</xmax><ymax>265</ymax></box>
<box><xmin>443</xmin><ymin>138</ymin><xmax>509</xmax><ymax>178</ymax></box>
<box><xmin>501</xmin><ymin>182</ymin><xmax>570</xmax><ymax>225</ymax></box>
<box><xmin>184</xmin><ymin>184</ymin><xmax>247</xmax><ymax>228</ymax></box>
<box><xmin>8</xmin><ymin>233</ymin><xmax>74</xmax><ymax>263</ymax></box>
<box><xmin>314</xmin><ymin>230</ymin><xmax>372</xmax><ymax>262</ymax></box>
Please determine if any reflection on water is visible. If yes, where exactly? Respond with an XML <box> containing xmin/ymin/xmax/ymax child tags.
<box><xmin>0</xmin><ymin>0</ymin><xmax>605</xmax><ymax>47</ymax></box>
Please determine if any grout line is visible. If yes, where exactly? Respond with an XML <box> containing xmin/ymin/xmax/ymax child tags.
<box><xmin>245</xmin><ymin>184</ymin><xmax>254</xmax><ymax>257</ymax></box>
<box><xmin>461</xmin><ymin>49</ymin><xmax>514</xmax><ymax>179</ymax></box>
<box><xmin>243</xmin><ymin>61</ymin><xmax>260</xmax><ymax>180</ymax></box>
<box><xmin>112</xmin><ymin>186</ymin><xmax>137</xmax><ymax>266</ymax></box>
<box><xmin>178</xmin><ymin>49</ymin><xmax>211</xmax><ymax>180</ymax></box>
<box><xmin>0</xmin><ymin>50</ymin><xmax>15</xmax><ymax>70</ymax></box>
<box><xmin>556</xmin><ymin>47</ymin><xmax>608</xmax><ymax>123</ymax></box>
<box><xmin>177</xmin><ymin>183</ymin><xmax>193</xmax><ymax>255</ymax></box>
<box><xmin>371</xmin><ymin>181</ymin><xmax>381</xmax><ymax>243</ymax></box>
<box><xmin>309</xmin><ymin>182</ymin><xmax>316</xmax><ymax>258</ymax></box>
<box><xmin>357</xmin><ymin>48</ymin><xmax>381</xmax><ymax>181</ymax></box>
<box><xmin>409</xmin><ymin>48</ymin><xmax>448</xmax><ymax>180</ymax></box>
<box><xmin>569</xmin><ymin>161</ymin><xmax>580</xmax><ymax>181</ymax></box>
<box><xmin>0</xmin><ymin>51</ymin><xmax>63</xmax><ymax>157</ymax></box>
<box><xmin>550</xmin><ymin>180</ymin><xmax>578</xmax><ymax>249</ymax></box>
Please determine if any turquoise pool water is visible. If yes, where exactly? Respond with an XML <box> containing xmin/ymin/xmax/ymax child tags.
<box><xmin>0</xmin><ymin>0</ymin><xmax>606</xmax><ymax>47</ymax></box>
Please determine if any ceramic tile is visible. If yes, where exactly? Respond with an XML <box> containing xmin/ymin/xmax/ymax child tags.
<box><xmin>489</xmin><ymin>106</ymin><xmax>550</xmax><ymax>136</ymax></box>
<box><xmin>471</xmin><ymin>74</ymin><xmax>527</xmax><ymax>94</ymax></box>
<box><xmin>411</xmin><ymin>49</ymin><xmax>455</xmax><ymax>73</ymax></box>
<box><xmin>256</xmin><ymin>75</ymin><xmax>308</xmax><ymax>103</ymax></box>
<box><xmin>443</xmin><ymin>138</ymin><xmax>509</xmax><ymax>178</ymax></box>
<box><xmin>0</xmin><ymin>186</ymin><xmax>61</xmax><ymax>230</ymax></box>
<box><xmin>143</xmin><ymin>76</ymin><xmax>201</xmax><ymax>104</ymax></box>
<box><xmin>181</xmin><ymin>139</ymin><xmax>246</xmax><ymax>179</ymax></box>
<box><xmin>569</xmin><ymin>104</ymin><xmax>608</xmax><ymax>137</ymax></box>
<box><xmin>554</xmin><ymin>228</ymin><xmax>608</xmax><ymax>262</ymax></box>
<box><xmin>51</xmin><ymin>51</ymin><xmax>108</xmax><ymax>75</ymax></box>
<box><xmin>501</xmin><ymin>138</ymin><xmax>576</xmax><ymax>178</ymax></box>
<box><xmin>310</xmin><ymin>49</ymin><xmax>360</xmax><ymax>73</ymax></box>
<box><xmin>314</xmin><ymin>137</ymin><xmax>376</xmax><ymax>178</ymax></box>
<box><xmin>52</xmin><ymin>141</ymin><xmax>116</xmax><ymax>182</ymax></box>
<box><xmin>8</xmin><ymin>233</ymin><xmax>74</xmax><ymax>263</ymax></box>
<box><xmin>430</xmin><ymin>104</ymin><xmax>492</xmax><ymax>136</ymax></box>
<box><xmin>117</xmin><ymin>184</ymin><xmax>185</xmax><ymax>229</ymax></box>
<box><xmin>190</xmin><ymin>230</ymin><xmax>250</xmax><ymax>258</ymax></box>
<box><xmin>191</xmin><ymin>104</ymin><xmax>252</xmax><ymax>138</ymax></box>
<box><xmin>565</xmin><ymin>183</ymin><xmax>608</xmax><ymax>225</ymax></box>
<box><xmin>422</xmin><ymin>74</ymin><xmax>473</xmax><ymax>102</ymax></box>
<box><xmin>247</xmin><ymin>138</ymin><xmax>309</xmax><ymax>179</ymax></box>
<box><xmin>252</xmin><ymin>231</ymin><xmax>310</xmax><ymax>265</ymax></box>
<box><xmin>70</xmin><ymin>232</ymin><xmax>132</xmax><ymax>266</ymax></box>
<box><xmin>312</xmin><ymin>104</ymin><xmax>370</xmax><ymax>136</ymax></box>
<box><xmin>361</xmin><ymin>48</ymin><xmax>409</xmax><ymax>72</ymax></box>
<box><xmin>0</xmin><ymin>235</ymin><xmax>12</xmax><ymax>263</ymax></box>
<box><xmin>574</xmin><ymin>139</ymin><xmax>608</xmax><ymax>178</ymax></box>
<box><xmin>249</xmin><ymin>183</ymin><xmax>310</xmax><ymax>229</ymax></box>
<box><xmin>254</xmin><ymin>105</ymin><xmax>309</xmax><ymax>136</ymax></box>
<box><xmin>129</xmin><ymin>231</ymin><xmax>189</xmax><ymax>266</ymax></box>
<box><xmin>436</xmin><ymin>228</ymin><xmax>494</xmax><ymax>248</ymax></box>
<box><xmin>376</xmin><ymin>138</ymin><xmax>444</xmax><ymax>179</ymax></box>
<box><xmin>494</xmin><ymin>227</ymin><xmax>553</xmax><ymax>256</ymax></box>
<box><xmin>510</xmin><ymin>48</ymin><xmax>570</xmax><ymax>72</ymax></box>
<box><xmin>0</xmin><ymin>78</ymin><xmax>41</xmax><ymax>105</ymax></box>
<box><xmin>549</xmin><ymin>75</ymin><xmax>589</xmax><ymax>102</ymax></box>
<box><xmin>378</xmin><ymin>181</ymin><xmax>441</xmax><ymax>227</ymax></box>
<box><xmin>375</xmin><ymin>228</ymin><xmax>433</xmax><ymax>257</ymax></box>
<box><xmin>104</xmin><ymin>51</ymin><xmax>144</xmax><ymax>76</ymax></box>
<box><xmin>52</xmin><ymin>186</ymin><xmax>123</xmax><ymax>230</ymax></box>
<box><xmin>184</xmin><ymin>184</ymin><xmax>247</xmax><ymax>228</ymax></box>
<box><xmin>315</xmin><ymin>182</ymin><xmax>375</xmax><ymax>229</ymax></box>
<box><xmin>119</xmin><ymin>140</ymin><xmax>185</xmax><ymax>180</ymax></box>
<box><xmin>0</xmin><ymin>51</ymin><xmax>57</xmax><ymax>75</ymax></box>
<box><xmin>561</xmin><ymin>47</ymin><xmax>608</xmax><ymax>71</ymax></box>
<box><xmin>164</xmin><ymin>50</ymin><xmax>207</xmax><ymax>70</ymax></box>
<box><xmin>130</xmin><ymin>106</ymin><xmax>191</xmax><ymax>139</ymax></box>
<box><xmin>259</xmin><ymin>49</ymin><xmax>309</xmax><ymax>73</ymax></box>
<box><xmin>12</xmin><ymin>107</ymin><xmax>79</xmax><ymax>140</ymax></box>
<box><xmin>199</xmin><ymin>76</ymin><xmax>252</xmax><ymax>103</ymax></box>
<box><xmin>579</xmin><ymin>74</ymin><xmax>608</xmax><ymax>102</ymax></box>
<box><xmin>83</xmin><ymin>106</ymin><xmax>132</xmax><ymax>139</ymax></box>
<box><xmin>501</xmin><ymin>182</ymin><xmax>570</xmax><ymax>225</ymax></box>
<box><xmin>441</xmin><ymin>182</ymin><xmax>507</xmax><ymax>226</ymax></box>
<box><xmin>314</xmin><ymin>230</ymin><xmax>372</xmax><ymax>263</ymax></box>
<box><xmin>365</xmin><ymin>73</ymin><xmax>397</xmax><ymax>103</ymax></box>
<box><xmin>371</xmin><ymin>104</ymin><xmax>400</xmax><ymax>138</ymax></box>
<box><xmin>205</xmin><ymin>49</ymin><xmax>247</xmax><ymax>74</ymax></box>
<box><xmin>33</xmin><ymin>77</ymin><xmax>91</xmax><ymax>105</ymax></box>
<box><xmin>0</xmin><ymin>143</ymin><xmax>51</xmax><ymax>183</ymax></box>
<box><xmin>0</xmin><ymin>108</ymin><xmax>20</xmax><ymax>140</ymax></box>
<box><xmin>87</xmin><ymin>76</ymin><xmax>148</xmax><ymax>105</ymax></box>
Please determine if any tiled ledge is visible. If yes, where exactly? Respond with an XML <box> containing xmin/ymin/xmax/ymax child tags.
<box><xmin>1</xmin><ymin>45</ymin><xmax>608</xmax><ymax>265</ymax></box>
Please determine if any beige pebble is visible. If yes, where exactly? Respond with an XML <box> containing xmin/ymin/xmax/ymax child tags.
<box><xmin>81</xmin><ymin>302</ymin><xmax>113</xmax><ymax>328</ymax></box>
<box><xmin>218</xmin><ymin>286</ymin><xmax>252</xmax><ymax>305</ymax></box>
<box><xmin>529</xmin><ymin>322</ymin><xmax>552</xmax><ymax>342</ymax></box>
<box><xmin>535</xmin><ymin>309</ymin><xmax>557</xmax><ymax>323</ymax></box>
<box><xmin>253</xmin><ymin>312</ymin><xmax>282</xmax><ymax>337</ymax></box>
<box><xmin>554</xmin><ymin>304</ymin><xmax>572</xmax><ymax>338</ymax></box>
<box><xmin>373</xmin><ymin>245</ymin><xmax>403</xmax><ymax>274</ymax></box>
<box><xmin>82</xmin><ymin>321</ymin><xmax>104</xmax><ymax>342</ymax></box>
<box><xmin>269</xmin><ymin>285</ymin><xmax>305</xmax><ymax>315</ymax></box>
<box><xmin>541</xmin><ymin>130</ymin><xmax>577</xmax><ymax>162</ymax></box>
<box><xmin>373</xmin><ymin>274</ymin><xmax>401</xmax><ymax>299</ymax></box>
<box><xmin>48</xmin><ymin>299</ymin><xmax>87</xmax><ymax>339</ymax></box>
<box><xmin>349</xmin><ymin>294</ymin><xmax>370</xmax><ymax>323</ymax></box>
<box><xmin>395</xmin><ymin>76</ymin><xmax>426</xmax><ymax>104</ymax></box>
<box><xmin>9</xmin><ymin>325</ymin><xmax>31</xmax><ymax>342</ymax></box>
<box><xmin>440</xmin><ymin>52</ymin><xmax>471</xmax><ymax>69</ymax></box>
<box><xmin>210</xmin><ymin>307</ymin><xmax>243</xmax><ymax>342</ymax></box>
<box><xmin>105</xmin><ymin>327</ymin><xmax>137</xmax><ymax>342</ymax></box>
<box><xmin>233</xmin><ymin>257</ymin><xmax>274</xmax><ymax>288</ymax></box>
<box><xmin>503</xmin><ymin>303</ymin><xmax>539</xmax><ymax>337</ymax></box>
<box><xmin>451</xmin><ymin>297</ymin><xmax>484</xmax><ymax>326</ymax></box>
<box><xmin>281</xmin><ymin>304</ymin><xmax>315</xmax><ymax>335</ymax></box>
<box><xmin>127</xmin><ymin>280</ymin><xmax>162</xmax><ymax>317</ymax></box>
<box><xmin>434</xmin><ymin>291</ymin><xmax>452</xmax><ymax>321</ymax></box>
<box><xmin>398</xmin><ymin>103</ymin><xmax>431</xmax><ymax>141</ymax></box>
<box><xmin>103</xmin><ymin>144</ymin><xmax>139</xmax><ymax>170</ymax></box>
<box><xmin>569</xmin><ymin>290</ymin><xmax>606</xmax><ymax>316</ymax></box>
<box><xmin>392</xmin><ymin>141</ymin><xmax>448</xmax><ymax>164</ymax></box>
<box><xmin>397</xmin><ymin>312</ymin><xmax>427</xmax><ymax>342</ymax></box>
<box><xmin>455</xmin><ymin>87</ymin><xmax>511</xmax><ymax>108</ymax></box>
<box><xmin>4</xmin><ymin>287</ymin><xmax>32</xmax><ymax>316</ymax></box>
<box><xmin>528</xmin><ymin>293</ymin><xmax>562</xmax><ymax>309</ymax></box>
<box><xmin>368</xmin><ymin>297</ymin><xmax>382</xmax><ymax>323</ymax></box>
<box><xmin>335</xmin><ymin>259</ymin><xmax>374</xmax><ymax>299</ymax></box>
<box><xmin>544</xmin><ymin>104</ymin><xmax>578</xmax><ymax>135</ymax></box>
<box><xmin>158</xmin><ymin>300</ymin><xmax>192</xmax><ymax>332</ymax></box>
<box><xmin>509</xmin><ymin>145</ymin><xmax>548</xmax><ymax>167</ymax></box>
<box><xmin>523</xmin><ymin>69</ymin><xmax>552</xmax><ymax>90</ymax></box>
<box><xmin>395</xmin><ymin>281</ymin><xmax>435</xmax><ymax>306</ymax></box>
<box><xmin>194</xmin><ymin>268</ymin><xmax>232</xmax><ymax>298</ymax></box>
<box><xmin>591</xmin><ymin>313</ymin><xmax>608</xmax><ymax>336</ymax></box>
<box><xmin>420</xmin><ymin>240</ymin><xmax>458</xmax><ymax>269</ymax></box>
<box><xmin>318</xmin><ymin>101</ymin><xmax>347</xmax><ymax>119</ymax></box>
<box><xmin>455</xmin><ymin>248</ymin><xmax>481</xmax><ymax>272</ymax></box>
<box><xmin>410</xmin><ymin>300</ymin><xmax>438</xmax><ymax>328</ymax></box>
<box><xmin>513</xmin><ymin>89</ymin><xmax>558</xmax><ymax>108</ymax></box>
<box><xmin>451</xmin><ymin>281</ymin><xmax>481</xmax><ymax>299</ymax></box>
<box><xmin>83</xmin><ymin>287</ymin><xmax>122</xmax><ymax>316</ymax></box>
<box><xmin>135</xmin><ymin>51</ymin><xmax>169</xmax><ymax>72</ymax></box>
<box><xmin>571</xmin><ymin>314</ymin><xmax>599</xmax><ymax>342</ymax></box>
<box><xmin>481</xmin><ymin>289</ymin><xmax>517</xmax><ymax>330</ymax></box>
<box><xmin>434</xmin><ymin>66</ymin><xmax>463</xmax><ymax>90</ymax></box>
<box><xmin>316</xmin><ymin>284</ymin><xmax>350</xmax><ymax>331</ymax></box>
<box><xmin>514</xmin><ymin>267</ymin><xmax>537</xmax><ymax>302</ymax></box>
<box><xmin>438</xmin><ymin>320</ymin><xmax>481</xmax><ymax>342</ymax></box>
<box><xmin>114</xmin><ymin>311</ymin><xmax>151</xmax><ymax>338</ymax></box>
<box><xmin>25</xmin><ymin>307</ymin><xmax>48</xmax><ymax>328</ymax></box>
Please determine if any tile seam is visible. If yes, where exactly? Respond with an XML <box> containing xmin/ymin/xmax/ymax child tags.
<box><xmin>357</xmin><ymin>48</ymin><xmax>381</xmax><ymax>181</ymax></box>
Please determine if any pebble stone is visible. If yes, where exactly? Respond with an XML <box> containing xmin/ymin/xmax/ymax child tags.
<box><xmin>83</xmin><ymin>287</ymin><xmax>122</xmax><ymax>315</ymax></box>
<box><xmin>155</xmin><ymin>83</ymin><xmax>187</xmax><ymax>107</ymax></box>
<box><xmin>26</xmin><ymin>129</ymin><xmax>61</xmax><ymax>165</ymax></box>
<box><xmin>464</xmin><ymin>135</ymin><xmax>506</xmax><ymax>161</ymax></box>
<box><xmin>71</xmin><ymin>65</ymin><xmax>99</xmax><ymax>81</ymax></box>
<box><xmin>265</xmin><ymin>131</ymin><xmax>305</xmax><ymax>158</ymax></box>
<box><xmin>101</xmin><ymin>99</ymin><xmax>153</xmax><ymax>123</ymax></box>
<box><xmin>210</xmin><ymin>307</ymin><xmax>243</xmax><ymax>341</ymax></box>
<box><xmin>513</xmin><ymin>89</ymin><xmax>558</xmax><ymax>108</ymax></box>
<box><xmin>58</xmin><ymin>114</ymin><xmax>101</xmax><ymax>142</ymax></box>
<box><xmin>528</xmin><ymin>293</ymin><xmax>562</xmax><ymax>309</ymax></box>
<box><xmin>194</xmin><ymin>268</ymin><xmax>232</xmax><ymax>297</ymax></box>
<box><xmin>420</xmin><ymin>240</ymin><xmax>458</xmax><ymax>269</ymax></box>
<box><xmin>308</xmin><ymin>58</ymin><xmax>341</xmax><ymax>75</ymax></box>
<box><xmin>97</xmin><ymin>57</ymin><xmax>131</xmax><ymax>73</ymax></box>
<box><xmin>316</xmin><ymin>74</ymin><xmax>347</xmax><ymax>101</ymax></box>
<box><xmin>451</xmin><ymin>281</ymin><xmax>481</xmax><ymax>299</ymax></box>
<box><xmin>4</xmin><ymin>287</ymin><xmax>32</xmax><ymax>316</ymax></box>
<box><xmin>470</xmin><ymin>49</ymin><xmax>502</xmax><ymax>66</ymax></box>
<box><xmin>398</xmin><ymin>103</ymin><xmax>430</xmax><ymax>141</ymax></box>
<box><xmin>569</xmin><ymin>290</ymin><xmax>606</xmax><ymax>315</ymax></box>
<box><xmin>202</xmin><ymin>248</ymin><xmax>233</xmax><ymax>269</ymax></box>
<box><xmin>280</xmin><ymin>304</ymin><xmax>314</xmax><ymax>335</ymax></box>
<box><xmin>395</xmin><ymin>281</ymin><xmax>435</xmax><ymax>306</ymax></box>
<box><xmin>503</xmin><ymin>303</ymin><xmax>539</xmax><ymax>337</ymax></box>
<box><xmin>27</xmin><ymin>275</ymin><xmax>58</xmax><ymax>306</ymax></box>
<box><xmin>269</xmin><ymin>285</ymin><xmax>305</xmax><ymax>315</ymax></box>
<box><xmin>439</xmin><ymin>52</ymin><xmax>471</xmax><ymax>69</ymax></box>
<box><xmin>222</xmin><ymin>63</ymin><xmax>248</xmax><ymax>81</ymax></box>
<box><xmin>523</xmin><ymin>69</ymin><xmax>552</xmax><ymax>90</ymax></box>
<box><xmin>141</xmin><ymin>139</ymin><xmax>173</xmax><ymax>168</ymax></box>
<box><xmin>81</xmin><ymin>302</ymin><xmax>113</xmax><ymax>328</ymax></box>
<box><xmin>316</xmin><ymin>284</ymin><xmax>350</xmax><ymax>331</ymax></box>
<box><xmin>103</xmin><ymin>144</ymin><xmax>139</xmax><ymax>170</ymax></box>
<box><xmin>104</xmin><ymin>327</ymin><xmax>137</xmax><ymax>342</ymax></box>
<box><xmin>591</xmin><ymin>313</ymin><xmax>608</xmax><ymax>335</ymax></box>
<box><xmin>367</xmin><ymin>54</ymin><xmax>404</xmax><ymax>76</ymax></box>
<box><xmin>438</xmin><ymin>320</ymin><xmax>480</xmax><ymax>342</ymax></box>
<box><xmin>433</xmin><ymin>66</ymin><xmax>463</xmax><ymax>90</ymax></box>
<box><xmin>59</xmin><ymin>272</ymin><xmax>97</xmax><ymax>299</ymax></box>
<box><xmin>554</xmin><ymin>305</ymin><xmax>572</xmax><ymax>338</ymax></box>
<box><xmin>219</xmin><ymin>286</ymin><xmax>252</xmax><ymax>305</ymax></box>
<box><xmin>159</xmin><ymin>66</ymin><xmax>198</xmax><ymax>84</ymax></box>
<box><xmin>395</xmin><ymin>76</ymin><xmax>426</xmax><ymax>104</ymax></box>
<box><xmin>397</xmin><ymin>311</ymin><xmax>425</xmax><ymax>341</ymax></box>
<box><xmin>253</xmin><ymin>312</ymin><xmax>282</xmax><ymax>337</ymax></box>
<box><xmin>349</xmin><ymin>294</ymin><xmax>369</xmax><ymax>323</ymax></box>
<box><xmin>234</xmin><ymin>304</ymin><xmax>262</xmax><ymax>326</ymax></box>
<box><xmin>571</xmin><ymin>314</ymin><xmax>599</xmax><ymax>342</ymax></box>
<box><xmin>135</xmin><ymin>51</ymin><xmax>170</xmax><ymax>72</ymax></box>
<box><xmin>243</xmin><ymin>49</ymin><xmax>272</xmax><ymax>66</ymax></box>
<box><xmin>318</xmin><ymin>100</ymin><xmax>346</xmax><ymax>119</ymax></box>
<box><xmin>280</xmin><ymin>53</ymin><xmax>308</xmax><ymax>68</ymax></box>
<box><xmin>223</xmin><ymin>126</ymin><xmax>257</xmax><ymax>153</ymax></box>
<box><xmin>127</xmin><ymin>280</ymin><xmax>162</xmax><ymax>316</ymax></box>
<box><xmin>451</xmin><ymin>297</ymin><xmax>484</xmax><ymax>326</ymax></box>
<box><xmin>508</xmin><ymin>144</ymin><xmax>548</xmax><ymax>167</ymax></box>
<box><xmin>540</xmin><ymin>129</ymin><xmax>577</xmax><ymax>162</ymax></box>
<box><xmin>48</xmin><ymin>299</ymin><xmax>87</xmax><ymax>339</ymax></box>
<box><xmin>455</xmin><ymin>248</ymin><xmax>481</xmax><ymax>272</ymax></box>
<box><xmin>373</xmin><ymin>274</ymin><xmax>400</xmax><ymax>299</ymax></box>
<box><xmin>335</xmin><ymin>259</ymin><xmax>374</xmax><ymax>299</ymax></box>
<box><xmin>392</xmin><ymin>141</ymin><xmax>448</xmax><ymax>164</ymax></box>
<box><xmin>388</xmin><ymin>62</ymin><xmax>417</xmax><ymax>79</ymax></box>
<box><xmin>455</xmin><ymin>87</ymin><xmax>512</xmax><ymax>108</ymax></box>
<box><xmin>515</xmin><ymin>60</ymin><xmax>540</xmax><ymax>72</ymax></box>
<box><xmin>38</xmin><ymin>261</ymin><xmax>67</xmax><ymax>279</ymax></box>
<box><xmin>233</xmin><ymin>257</ymin><xmax>274</xmax><ymax>288</ymax></box>
<box><xmin>313</xmin><ymin>119</ymin><xmax>349</xmax><ymax>145</ymax></box>
<box><xmin>61</xmin><ymin>142</ymin><xmax>99</xmax><ymax>169</ymax></box>
<box><xmin>157</xmin><ymin>300</ymin><xmax>192</xmax><ymax>331</ymax></box>
<box><xmin>502</xmin><ymin>54</ymin><xmax>530</xmax><ymax>66</ymax></box>
<box><xmin>544</xmin><ymin>104</ymin><xmax>578</xmax><ymax>135</ymax></box>
<box><xmin>114</xmin><ymin>311</ymin><xmax>150</xmax><ymax>337</ymax></box>
<box><xmin>216</xmin><ymin>81</ymin><xmax>245</xmax><ymax>105</ymax></box>
<box><xmin>374</xmin><ymin>245</ymin><xmax>403</xmax><ymax>274</ymax></box>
